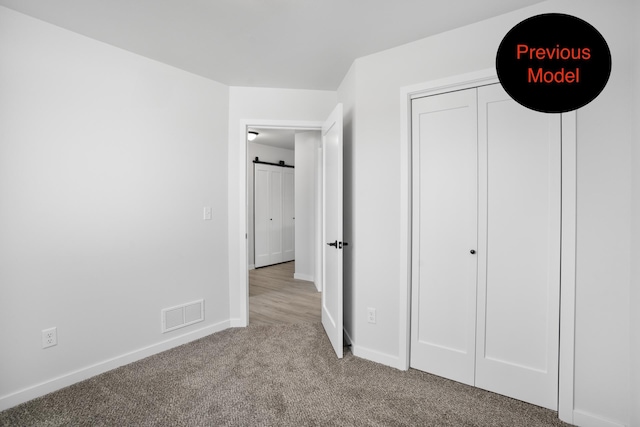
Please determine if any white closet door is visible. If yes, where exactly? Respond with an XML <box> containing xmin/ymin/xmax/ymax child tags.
<box><xmin>254</xmin><ymin>166</ymin><xmax>271</xmax><ymax>268</ymax></box>
<box><xmin>475</xmin><ymin>84</ymin><xmax>561</xmax><ymax>410</ymax></box>
<box><xmin>254</xmin><ymin>163</ymin><xmax>285</xmax><ymax>268</ymax></box>
<box><xmin>410</xmin><ymin>88</ymin><xmax>479</xmax><ymax>385</ymax></box>
<box><xmin>268</xmin><ymin>167</ymin><xmax>283</xmax><ymax>265</ymax></box>
<box><xmin>282</xmin><ymin>168</ymin><xmax>295</xmax><ymax>262</ymax></box>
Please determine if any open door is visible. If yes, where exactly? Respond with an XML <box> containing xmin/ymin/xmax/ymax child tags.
<box><xmin>321</xmin><ymin>104</ymin><xmax>344</xmax><ymax>358</ymax></box>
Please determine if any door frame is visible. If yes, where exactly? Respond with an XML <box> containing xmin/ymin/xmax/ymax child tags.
<box><xmin>399</xmin><ymin>69</ymin><xmax>577</xmax><ymax>424</ymax></box>
<box><xmin>237</xmin><ymin>119</ymin><xmax>323</xmax><ymax>326</ymax></box>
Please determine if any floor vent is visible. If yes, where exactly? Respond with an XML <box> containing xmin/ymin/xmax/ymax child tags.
<box><xmin>161</xmin><ymin>299</ymin><xmax>204</xmax><ymax>333</ymax></box>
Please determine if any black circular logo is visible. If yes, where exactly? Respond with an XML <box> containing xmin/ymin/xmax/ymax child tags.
<box><xmin>496</xmin><ymin>13</ymin><xmax>611</xmax><ymax>113</ymax></box>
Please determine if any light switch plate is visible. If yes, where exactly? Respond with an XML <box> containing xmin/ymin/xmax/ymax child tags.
<box><xmin>203</xmin><ymin>207</ymin><xmax>213</xmax><ymax>220</ymax></box>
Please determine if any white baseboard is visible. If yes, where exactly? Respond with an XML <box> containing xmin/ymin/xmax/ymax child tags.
<box><xmin>293</xmin><ymin>273</ymin><xmax>314</xmax><ymax>282</ymax></box>
<box><xmin>0</xmin><ymin>320</ymin><xmax>231</xmax><ymax>412</ymax></box>
<box><xmin>229</xmin><ymin>318</ymin><xmax>247</xmax><ymax>327</ymax></box>
<box><xmin>248</xmin><ymin>264</ymin><xmax>255</xmax><ymax>270</ymax></box>
<box><xmin>572</xmin><ymin>410</ymin><xmax>626</xmax><ymax>427</ymax></box>
<box><xmin>351</xmin><ymin>342</ymin><xmax>403</xmax><ymax>370</ymax></box>
<box><xmin>344</xmin><ymin>328</ymin><xmax>353</xmax><ymax>346</ymax></box>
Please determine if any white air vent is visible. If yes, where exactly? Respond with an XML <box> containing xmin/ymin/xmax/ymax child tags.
<box><xmin>161</xmin><ymin>299</ymin><xmax>204</xmax><ymax>333</ymax></box>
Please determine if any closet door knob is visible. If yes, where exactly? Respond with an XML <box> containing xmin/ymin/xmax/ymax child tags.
<box><xmin>470</xmin><ymin>249</ymin><xmax>476</xmax><ymax>254</ymax></box>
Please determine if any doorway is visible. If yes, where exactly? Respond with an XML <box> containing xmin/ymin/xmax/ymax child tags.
<box><xmin>245</xmin><ymin>126</ymin><xmax>323</xmax><ymax>325</ymax></box>
<box><xmin>249</xmin><ymin>262</ymin><xmax>321</xmax><ymax>325</ymax></box>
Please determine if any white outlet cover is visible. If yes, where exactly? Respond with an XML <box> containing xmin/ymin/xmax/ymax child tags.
<box><xmin>42</xmin><ymin>327</ymin><xmax>57</xmax><ymax>348</ymax></box>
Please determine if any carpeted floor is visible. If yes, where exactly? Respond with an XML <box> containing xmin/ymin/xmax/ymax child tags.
<box><xmin>0</xmin><ymin>323</ymin><xmax>571</xmax><ymax>426</ymax></box>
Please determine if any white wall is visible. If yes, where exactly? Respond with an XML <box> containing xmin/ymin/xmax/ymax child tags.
<box><xmin>0</xmin><ymin>7</ymin><xmax>230</xmax><ymax>409</ymax></box>
<box><xmin>570</xmin><ymin>3</ymin><xmax>632</xmax><ymax>424</ymax></box>
<box><xmin>247</xmin><ymin>143</ymin><xmax>295</xmax><ymax>268</ymax></box>
<box><xmin>294</xmin><ymin>131</ymin><xmax>321</xmax><ymax>282</ymax></box>
<box><xmin>227</xmin><ymin>87</ymin><xmax>336</xmax><ymax>325</ymax></box>
<box><xmin>341</xmin><ymin>0</ymin><xmax>634</xmax><ymax>425</ymax></box>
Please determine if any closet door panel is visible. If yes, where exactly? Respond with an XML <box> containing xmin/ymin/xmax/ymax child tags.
<box><xmin>268</xmin><ymin>168</ymin><xmax>283</xmax><ymax>265</ymax></box>
<box><xmin>475</xmin><ymin>84</ymin><xmax>560</xmax><ymax>410</ymax></box>
<box><xmin>254</xmin><ymin>167</ymin><xmax>271</xmax><ymax>268</ymax></box>
<box><xmin>410</xmin><ymin>88</ymin><xmax>478</xmax><ymax>385</ymax></box>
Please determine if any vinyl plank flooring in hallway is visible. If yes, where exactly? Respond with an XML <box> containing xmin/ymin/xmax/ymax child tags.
<box><xmin>249</xmin><ymin>261</ymin><xmax>321</xmax><ymax>325</ymax></box>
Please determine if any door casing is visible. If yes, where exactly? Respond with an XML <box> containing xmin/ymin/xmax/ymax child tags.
<box><xmin>399</xmin><ymin>69</ymin><xmax>577</xmax><ymax>424</ymax></box>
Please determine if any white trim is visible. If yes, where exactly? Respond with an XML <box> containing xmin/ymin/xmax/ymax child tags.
<box><xmin>293</xmin><ymin>273</ymin><xmax>315</xmax><ymax>282</ymax></box>
<box><xmin>559</xmin><ymin>111</ymin><xmax>577</xmax><ymax>424</ymax></box>
<box><xmin>229</xmin><ymin>318</ymin><xmax>247</xmax><ymax>328</ymax></box>
<box><xmin>402</xmin><ymin>68</ymin><xmax>500</xmax><ymax>100</ymax></box>
<box><xmin>238</xmin><ymin>119</ymin><xmax>324</xmax><ymax>327</ymax></box>
<box><xmin>399</xmin><ymin>69</ymin><xmax>577</xmax><ymax>421</ymax></box>
<box><xmin>344</xmin><ymin>327</ymin><xmax>354</xmax><ymax>346</ymax></box>
<box><xmin>248</xmin><ymin>264</ymin><xmax>255</xmax><ymax>270</ymax></box>
<box><xmin>573</xmin><ymin>410</ymin><xmax>626</xmax><ymax>427</ymax></box>
<box><xmin>0</xmin><ymin>320</ymin><xmax>231</xmax><ymax>412</ymax></box>
<box><xmin>352</xmin><ymin>343</ymin><xmax>404</xmax><ymax>370</ymax></box>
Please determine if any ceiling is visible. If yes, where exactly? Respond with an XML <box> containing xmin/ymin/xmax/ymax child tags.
<box><xmin>0</xmin><ymin>0</ymin><xmax>544</xmax><ymax>91</ymax></box>
<box><xmin>249</xmin><ymin>128</ymin><xmax>314</xmax><ymax>151</ymax></box>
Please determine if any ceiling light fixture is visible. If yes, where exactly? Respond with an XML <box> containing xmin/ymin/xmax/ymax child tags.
<box><xmin>248</xmin><ymin>131</ymin><xmax>259</xmax><ymax>141</ymax></box>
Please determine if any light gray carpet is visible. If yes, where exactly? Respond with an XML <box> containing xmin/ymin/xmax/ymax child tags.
<box><xmin>0</xmin><ymin>323</ymin><xmax>571</xmax><ymax>426</ymax></box>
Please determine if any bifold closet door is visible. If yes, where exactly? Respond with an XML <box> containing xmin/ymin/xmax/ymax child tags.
<box><xmin>475</xmin><ymin>84</ymin><xmax>560</xmax><ymax>410</ymax></box>
<box><xmin>410</xmin><ymin>84</ymin><xmax>561</xmax><ymax>410</ymax></box>
<box><xmin>410</xmin><ymin>88</ymin><xmax>479</xmax><ymax>386</ymax></box>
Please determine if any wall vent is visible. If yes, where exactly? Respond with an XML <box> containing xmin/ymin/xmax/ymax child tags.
<box><xmin>161</xmin><ymin>299</ymin><xmax>204</xmax><ymax>333</ymax></box>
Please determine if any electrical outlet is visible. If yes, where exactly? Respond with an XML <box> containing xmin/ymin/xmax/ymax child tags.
<box><xmin>367</xmin><ymin>307</ymin><xmax>376</xmax><ymax>324</ymax></box>
<box><xmin>42</xmin><ymin>327</ymin><xmax>57</xmax><ymax>349</ymax></box>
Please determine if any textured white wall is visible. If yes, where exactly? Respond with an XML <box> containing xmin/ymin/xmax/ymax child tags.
<box><xmin>343</xmin><ymin>0</ymin><xmax>634</xmax><ymax>425</ymax></box>
<box><xmin>227</xmin><ymin>87</ymin><xmax>336</xmax><ymax>324</ymax></box>
<box><xmin>247</xmin><ymin>143</ymin><xmax>295</xmax><ymax>268</ymax></box>
<box><xmin>0</xmin><ymin>6</ymin><xmax>230</xmax><ymax>409</ymax></box>
<box><xmin>294</xmin><ymin>131</ymin><xmax>321</xmax><ymax>282</ymax></box>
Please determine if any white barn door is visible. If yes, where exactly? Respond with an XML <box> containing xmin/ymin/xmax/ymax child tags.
<box><xmin>254</xmin><ymin>163</ymin><xmax>284</xmax><ymax>268</ymax></box>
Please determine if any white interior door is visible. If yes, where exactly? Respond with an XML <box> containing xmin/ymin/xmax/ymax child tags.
<box><xmin>322</xmin><ymin>103</ymin><xmax>344</xmax><ymax>358</ymax></box>
<box><xmin>475</xmin><ymin>84</ymin><xmax>560</xmax><ymax>410</ymax></box>
<box><xmin>410</xmin><ymin>88</ymin><xmax>479</xmax><ymax>385</ymax></box>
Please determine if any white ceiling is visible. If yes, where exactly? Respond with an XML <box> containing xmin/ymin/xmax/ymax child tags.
<box><xmin>249</xmin><ymin>128</ymin><xmax>310</xmax><ymax>151</ymax></box>
<box><xmin>0</xmin><ymin>0</ymin><xmax>544</xmax><ymax>91</ymax></box>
